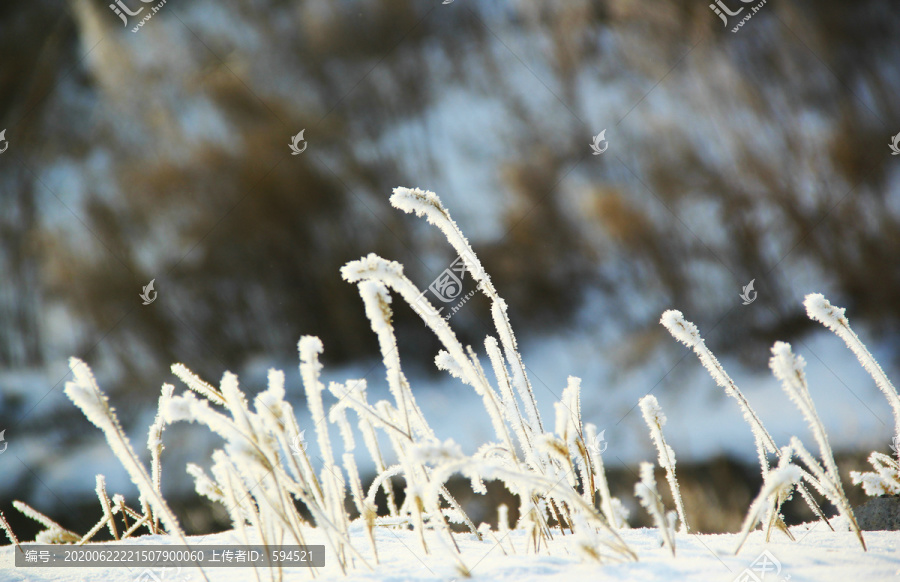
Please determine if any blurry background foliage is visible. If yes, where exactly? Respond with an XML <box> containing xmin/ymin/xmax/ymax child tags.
<box><xmin>0</xmin><ymin>0</ymin><xmax>898</xmax><ymax>534</ymax></box>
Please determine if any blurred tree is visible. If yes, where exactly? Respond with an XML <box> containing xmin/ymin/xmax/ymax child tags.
<box><xmin>0</xmin><ymin>0</ymin><xmax>897</xmax><ymax>385</ymax></box>
<box><xmin>1</xmin><ymin>0</ymin><xmax>899</xmax><ymax>534</ymax></box>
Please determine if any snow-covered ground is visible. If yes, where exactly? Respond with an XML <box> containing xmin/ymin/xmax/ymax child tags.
<box><xmin>1</xmin><ymin>521</ymin><xmax>897</xmax><ymax>582</ymax></box>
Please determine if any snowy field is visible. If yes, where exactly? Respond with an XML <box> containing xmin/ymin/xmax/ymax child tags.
<box><xmin>1</xmin><ymin>522</ymin><xmax>898</xmax><ymax>582</ymax></box>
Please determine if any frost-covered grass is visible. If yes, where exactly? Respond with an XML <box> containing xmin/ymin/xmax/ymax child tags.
<box><xmin>2</xmin><ymin>187</ymin><xmax>899</xmax><ymax>582</ymax></box>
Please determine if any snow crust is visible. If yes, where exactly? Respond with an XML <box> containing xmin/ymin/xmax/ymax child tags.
<box><xmin>2</xmin><ymin>524</ymin><xmax>897</xmax><ymax>582</ymax></box>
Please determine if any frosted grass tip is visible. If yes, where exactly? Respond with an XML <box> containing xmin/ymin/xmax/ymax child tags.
<box><xmin>803</xmin><ymin>293</ymin><xmax>847</xmax><ymax>329</ymax></box>
<box><xmin>660</xmin><ymin>310</ymin><xmax>701</xmax><ymax>346</ymax></box>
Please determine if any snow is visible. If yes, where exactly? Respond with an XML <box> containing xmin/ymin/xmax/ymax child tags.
<box><xmin>659</xmin><ymin>311</ymin><xmax>701</xmax><ymax>347</ymax></box>
<box><xmin>804</xmin><ymin>294</ymin><xmax>847</xmax><ymax>331</ymax></box>
<box><xmin>2</xmin><ymin>523</ymin><xmax>897</xmax><ymax>582</ymax></box>
<box><xmin>639</xmin><ymin>395</ymin><xmax>688</xmax><ymax>533</ymax></box>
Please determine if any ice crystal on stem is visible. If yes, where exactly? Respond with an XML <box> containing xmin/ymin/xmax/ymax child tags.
<box><xmin>660</xmin><ymin>310</ymin><xmax>830</xmax><ymax>529</ymax></box>
<box><xmin>634</xmin><ymin>463</ymin><xmax>676</xmax><ymax>556</ymax></box>
<box><xmin>639</xmin><ymin>395</ymin><xmax>689</xmax><ymax>533</ymax></box>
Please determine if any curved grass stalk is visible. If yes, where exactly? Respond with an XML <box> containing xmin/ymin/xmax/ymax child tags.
<box><xmin>639</xmin><ymin>395</ymin><xmax>689</xmax><ymax>533</ymax></box>
<box><xmin>634</xmin><ymin>463</ymin><xmax>676</xmax><ymax>556</ymax></box>
<box><xmin>805</xmin><ymin>294</ymin><xmax>900</xmax><ymax>444</ymax></box>
<box><xmin>390</xmin><ymin>187</ymin><xmax>543</xmax><ymax>434</ymax></box>
<box><xmin>659</xmin><ymin>311</ymin><xmax>831</xmax><ymax>529</ymax></box>
<box><xmin>770</xmin><ymin>341</ymin><xmax>865</xmax><ymax>550</ymax></box>
<box><xmin>64</xmin><ymin>358</ymin><xmax>209</xmax><ymax>582</ymax></box>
